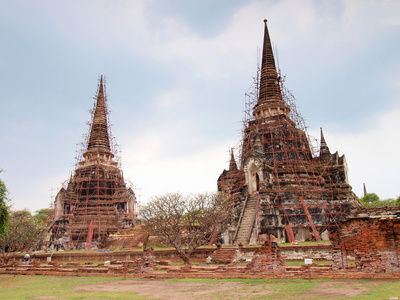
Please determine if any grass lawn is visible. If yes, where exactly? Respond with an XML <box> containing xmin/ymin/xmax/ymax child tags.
<box><xmin>1</xmin><ymin>275</ymin><xmax>399</xmax><ymax>299</ymax></box>
<box><xmin>285</xmin><ymin>260</ymin><xmax>331</xmax><ymax>266</ymax></box>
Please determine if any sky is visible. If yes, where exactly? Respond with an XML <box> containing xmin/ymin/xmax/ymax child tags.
<box><xmin>1</xmin><ymin>0</ymin><xmax>399</xmax><ymax>213</ymax></box>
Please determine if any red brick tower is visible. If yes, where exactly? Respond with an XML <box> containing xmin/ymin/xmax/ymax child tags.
<box><xmin>218</xmin><ymin>21</ymin><xmax>361</xmax><ymax>245</ymax></box>
<box><xmin>51</xmin><ymin>76</ymin><xmax>136</xmax><ymax>250</ymax></box>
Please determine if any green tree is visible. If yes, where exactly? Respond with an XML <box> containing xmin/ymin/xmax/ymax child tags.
<box><xmin>360</xmin><ymin>193</ymin><xmax>380</xmax><ymax>206</ymax></box>
<box><xmin>34</xmin><ymin>208</ymin><xmax>54</xmax><ymax>226</ymax></box>
<box><xmin>0</xmin><ymin>210</ymin><xmax>45</xmax><ymax>263</ymax></box>
<box><xmin>368</xmin><ymin>198</ymin><xmax>397</xmax><ymax>208</ymax></box>
<box><xmin>140</xmin><ymin>192</ymin><xmax>235</xmax><ymax>265</ymax></box>
<box><xmin>0</xmin><ymin>169</ymin><xmax>10</xmax><ymax>236</ymax></box>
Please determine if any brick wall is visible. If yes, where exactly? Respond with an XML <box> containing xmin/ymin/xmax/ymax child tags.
<box><xmin>330</xmin><ymin>208</ymin><xmax>400</xmax><ymax>273</ymax></box>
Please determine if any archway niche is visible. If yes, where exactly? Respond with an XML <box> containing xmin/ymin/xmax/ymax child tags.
<box><xmin>248</xmin><ymin>163</ymin><xmax>262</xmax><ymax>194</ymax></box>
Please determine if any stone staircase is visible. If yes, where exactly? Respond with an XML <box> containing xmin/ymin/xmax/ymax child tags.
<box><xmin>234</xmin><ymin>195</ymin><xmax>258</xmax><ymax>245</ymax></box>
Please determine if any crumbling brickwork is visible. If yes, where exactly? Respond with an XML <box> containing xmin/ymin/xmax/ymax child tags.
<box><xmin>140</xmin><ymin>247</ymin><xmax>155</xmax><ymax>273</ymax></box>
<box><xmin>330</xmin><ymin>207</ymin><xmax>400</xmax><ymax>273</ymax></box>
<box><xmin>246</xmin><ymin>236</ymin><xmax>285</xmax><ymax>273</ymax></box>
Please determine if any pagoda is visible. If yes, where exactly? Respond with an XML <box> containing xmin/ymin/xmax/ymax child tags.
<box><xmin>51</xmin><ymin>76</ymin><xmax>136</xmax><ymax>250</ymax></box>
<box><xmin>218</xmin><ymin>20</ymin><xmax>361</xmax><ymax>245</ymax></box>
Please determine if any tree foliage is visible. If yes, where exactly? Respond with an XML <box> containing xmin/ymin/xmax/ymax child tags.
<box><xmin>0</xmin><ymin>169</ymin><xmax>10</xmax><ymax>237</ymax></box>
<box><xmin>360</xmin><ymin>192</ymin><xmax>400</xmax><ymax>208</ymax></box>
<box><xmin>0</xmin><ymin>210</ymin><xmax>46</xmax><ymax>263</ymax></box>
<box><xmin>34</xmin><ymin>208</ymin><xmax>54</xmax><ymax>226</ymax></box>
<box><xmin>359</xmin><ymin>193</ymin><xmax>379</xmax><ymax>206</ymax></box>
<box><xmin>140</xmin><ymin>192</ymin><xmax>235</xmax><ymax>264</ymax></box>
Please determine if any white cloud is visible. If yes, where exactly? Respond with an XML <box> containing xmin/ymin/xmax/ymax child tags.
<box><xmin>310</xmin><ymin>104</ymin><xmax>400</xmax><ymax>200</ymax></box>
<box><xmin>9</xmin><ymin>172</ymin><xmax>69</xmax><ymax>213</ymax></box>
<box><xmin>344</xmin><ymin>0</ymin><xmax>400</xmax><ymax>27</ymax></box>
<box><xmin>48</xmin><ymin>0</ymin><xmax>149</xmax><ymax>49</ymax></box>
<box><xmin>122</xmin><ymin>138</ymin><xmax>236</xmax><ymax>206</ymax></box>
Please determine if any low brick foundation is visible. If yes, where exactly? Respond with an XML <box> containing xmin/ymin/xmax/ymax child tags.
<box><xmin>3</xmin><ymin>243</ymin><xmax>398</xmax><ymax>278</ymax></box>
<box><xmin>12</xmin><ymin>244</ymin><xmax>332</xmax><ymax>264</ymax></box>
<box><xmin>1</xmin><ymin>261</ymin><xmax>400</xmax><ymax>279</ymax></box>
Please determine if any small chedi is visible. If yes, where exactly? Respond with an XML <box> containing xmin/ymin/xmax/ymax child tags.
<box><xmin>50</xmin><ymin>76</ymin><xmax>137</xmax><ymax>250</ymax></box>
<box><xmin>218</xmin><ymin>20</ymin><xmax>362</xmax><ymax>245</ymax></box>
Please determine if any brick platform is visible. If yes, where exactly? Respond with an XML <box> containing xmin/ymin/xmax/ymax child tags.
<box><xmin>1</xmin><ymin>261</ymin><xmax>400</xmax><ymax>279</ymax></box>
<box><xmin>11</xmin><ymin>244</ymin><xmax>333</xmax><ymax>264</ymax></box>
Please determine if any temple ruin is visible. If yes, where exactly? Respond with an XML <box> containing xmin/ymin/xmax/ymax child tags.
<box><xmin>245</xmin><ymin>236</ymin><xmax>285</xmax><ymax>274</ymax></box>
<box><xmin>218</xmin><ymin>20</ymin><xmax>362</xmax><ymax>245</ymax></box>
<box><xmin>50</xmin><ymin>76</ymin><xmax>137</xmax><ymax>250</ymax></box>
<box><xmin>330</xmin><ymin>207</ymin><xmax>400</xmax><ymax>273</ymax></box>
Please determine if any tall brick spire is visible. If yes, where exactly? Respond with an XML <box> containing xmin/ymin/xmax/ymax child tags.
<box><xmin>52</xmin><ymin>76</ymin><xmax>137</xmax><ymax>247</ymax></box>
<box><xmin>253</xmin><ymin>20</ymin><xmax>290</xmax><ymax>119</ymax></box>
<box><xmin>85</xmin><ymin>76</ymin><xmax>112</xmax><ymax>156</ymax></box>
<box><xmin>258</xmin><ymin>19</ymin><xmax>283</xmax><ymax>104</ymax></box>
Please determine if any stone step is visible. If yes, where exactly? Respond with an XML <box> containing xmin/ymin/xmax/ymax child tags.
<box><xmin>240</xmin><ymin>221</ymin><xmax>253</xmax><ymax>225</ymax></box>
<box><xmin>241</xmin><ymin>218</ymin><xmax>254</xmax><ymax>222</ymax></box>
<box><xmin>242</xmin><ymin>214</ymin><xmax>255</xmax><ymax>218</ymax></box>
<box><xmin>239</xmin><ymin>222</ymin><xmax>254</xmax><ymax>226</ymax></box>
<box><xmin>236</xmin><ymin>234</ymin><xmax>248</xmax><ymax>238</ymax></box>
<box><xmin>234</xmin><ymin>195</ymin><xmax>259</xmax><ymax>245</ymax></box>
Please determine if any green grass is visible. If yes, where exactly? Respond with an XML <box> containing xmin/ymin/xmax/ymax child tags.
<box><xmin>353</xmin><ymin>279</ymin><xmax>400</xmax><ymax>300</ymax></box>
<box><xmin>58</xmin><ymin>260</ymin><xmax>105</xmax><ymax>265</ymax></box>
<box><xmin>164</xmin><ymin>278</ymin><xmax>330</xmax><ymax>299</ymax></box>
<box><xmin>0</xmin><ymin>275</ymin><xmax>147</xmax><ymax>299</ymax></box>
<box><xmin>1</xmin><ymin>275</ymin><xmax>400</xmax><ymax>299</ymax></box>
<box><xmin>279</xmin><ymin>240</ymin><xmax>331</xmax><ymax>246</ymax></box>
<box><xmin>169</xmin><ymin>260</ymin><xmax>184</xmax><ymax>265</ymax></box>
<box><xmin>286</xmin><ymin>260</ymin><xmax>332</xmax><ymax>266</ymax></box>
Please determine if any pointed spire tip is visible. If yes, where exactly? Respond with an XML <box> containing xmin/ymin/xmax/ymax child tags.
<box><xmin>256</xmin><ymin>18</ymin><xmax>284</xmax><ymax>105</ymax></box>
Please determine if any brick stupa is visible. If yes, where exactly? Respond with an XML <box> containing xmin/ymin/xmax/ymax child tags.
<box><xmin>218</xmin><ymin>20</ymin><xmax>361</xmax><ymax>245</ymax></box>
<box><xmin>51</xmin><ymin>76</ymin><xmax>136</xmax><ymax>250</ymax></box>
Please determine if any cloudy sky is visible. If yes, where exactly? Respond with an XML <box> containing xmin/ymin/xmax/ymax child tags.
<box><xmin>1</xmin><ymin>0</ymin><xmax>399</xmax><ymax>213</ymax></box>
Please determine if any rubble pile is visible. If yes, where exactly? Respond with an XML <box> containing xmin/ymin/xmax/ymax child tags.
<box><xmin>246</xmin><ymin>236</ymin><xmax>285</xmax><ymax>274</ymax></box>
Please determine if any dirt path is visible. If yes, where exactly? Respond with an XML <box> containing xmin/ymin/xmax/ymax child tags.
<box><xmin>76</xmin><ymin>279</ymin><xmax>268</xmax><ymax>299</ymax></box>
<box><xmin>74</xmin><ymin>278</ymin><xmax>372</xmax><ymax>299</ymax></box>
<box><xmin>302</xmin><ymin>280</ymin><xmax>373</xmax><ymax>299</ymax></box>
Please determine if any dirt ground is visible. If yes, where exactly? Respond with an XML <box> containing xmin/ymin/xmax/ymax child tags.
<box><xmin>72</xmin><ymin>278</ymin><xmax>374</xmax><ymax>300</ymax></box>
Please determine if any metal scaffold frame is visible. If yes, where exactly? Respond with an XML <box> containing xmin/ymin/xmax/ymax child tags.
<box><xmin>50</xmin><ymin>77</ymin><xmax>136</xmax><ymax>250</ymax></box>
<box><xmin>219</xmin><ymin>65</ymin><xmax>356</xmax><ymax>243</ymax></box>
